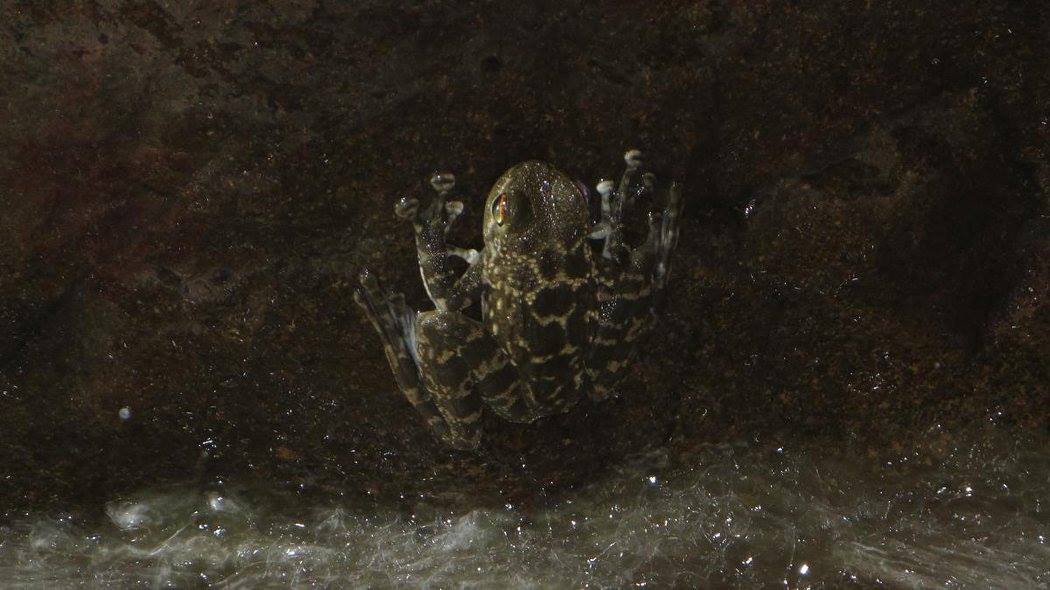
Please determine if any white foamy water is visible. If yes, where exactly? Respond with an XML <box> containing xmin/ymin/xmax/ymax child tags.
<box><xmin>2</xmin><ymin>431</ymin><xmax>1047</xmax><ymax>588</ymax></box>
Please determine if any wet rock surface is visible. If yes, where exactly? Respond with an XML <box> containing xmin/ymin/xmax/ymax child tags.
<box><xmin>1</xmin><ymin>1</ymin><xmax>1045</xmax><ymax>510</ymax></box>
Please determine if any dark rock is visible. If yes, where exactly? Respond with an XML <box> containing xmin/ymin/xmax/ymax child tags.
<box><xmin>0</xmin><ymin>1</ymin><xmax>1044</xmax><ymax>510</ymax></box>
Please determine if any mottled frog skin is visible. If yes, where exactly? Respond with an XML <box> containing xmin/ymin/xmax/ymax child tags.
<box><xmin>355</xmin><ymin>150</ymin><xmax>683</xmax><ymax>449</ymax></box>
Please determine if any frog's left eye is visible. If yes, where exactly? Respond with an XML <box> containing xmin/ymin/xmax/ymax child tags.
<box><xmin>493</xmin><ymin>193</ymin><xmax>508</xmax><ymax>226</ymax></box>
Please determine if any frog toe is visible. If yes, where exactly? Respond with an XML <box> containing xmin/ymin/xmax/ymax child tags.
<box><xmin>356</xmin><ymin>267</ymin><xmax>383</xmax><ymax>298</ymax></box>
<box><xmin>445</xmin><ymin>199</ymin><xmax>464</xmax><ymax>217</ymax></box>
<box><xmin>429</xmin><ymin>171</ymin><xmax>456</xmax><ymax>195</ymax></box>
<box><xmin>444</xmin><ymin>200</ymin><xmax>466</xmax><ymax>233</ymax></box>
<box><xmin>624</xmin><ymin>148</ymin><xmax>643</xmax><ymax>169</ymax></box>
<box><xmin>394</xmin><ymin>195</ymin><xmax>421</xmax><ymax>222</ymax></box>
<box><xmin>448</xmin><ymin>247</ymin><xmax>480</xmax><ymax>264</ymax></box>
<box><xmin>355</xmin><ymin>270</ymin><xmax>416</xmax><ymax>354</ymax></box>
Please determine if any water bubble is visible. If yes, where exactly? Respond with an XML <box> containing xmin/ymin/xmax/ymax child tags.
<box><xmin>118</xmin><ymin>406</ymin><xmax>132</xmax><ymax>421</ymax></box>
<box><xmin>106</xmin><ymin>502</ymin><xmax>153</xmax><ymax>531</ymax></box>
<box><xmin>3</xmin><ymin>434</ymin><xmax>1047</xmax><ymax>587</ymax></box>
<box><xmin>744</xmin><ymin>199</ymin><xmax>758</xmax><ymax>218</ymax></box>
<box><xmin>207</xmin><ymin>493</ymin><xmax>227</xmax><ymax>512</ymax></box>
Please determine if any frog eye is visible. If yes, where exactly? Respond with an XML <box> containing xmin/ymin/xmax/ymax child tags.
<box><xmin>493</xmin><ymin>193</ymin><xmax>508</xmax><ymax>226</ymax></box>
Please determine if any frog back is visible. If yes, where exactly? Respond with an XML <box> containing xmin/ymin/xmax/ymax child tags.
<box><xmin>483</xmin><ymin>241</ymin><xmax>598</xmax><ymax>402</ymax></box>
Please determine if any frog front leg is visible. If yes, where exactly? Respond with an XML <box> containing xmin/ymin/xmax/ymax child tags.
<box><xmin>356</xmin><ymin>271</ymin><xmax>509</xmax><ymax>449</ymax></box>
<box><xmin>587</xmin><ymin>150</ymin><xmax>684</xmax><ymax>400</ymax></box>
<box><xmin>589</xmin><ymin>149</ymin><xmax>653</xmax><ymax>261</ymax></box>
<box><xmin>413</xmin><ymin>310</ymin><xmax>558</xmax><ymax>449</ymax></box>
<box><xmin>358</xmin><ymin>302</ymin><xmax>551</xmax><ymax>450</ymax></box>
<box><xmin>395</xmin><ymin>172</ymin><xmax>482</xmax><ymax>312</ymax></box>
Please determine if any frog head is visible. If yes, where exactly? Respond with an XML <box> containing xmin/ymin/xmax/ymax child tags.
<box><xmin>482</xmin><ymin>161</ymin><xmax>589</xmax><ymax>258</ymax></box>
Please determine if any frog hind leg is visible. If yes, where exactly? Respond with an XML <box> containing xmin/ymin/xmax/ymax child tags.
<box><xmin>353</xmin><ymin>270</ymin><xmax>465</xmax><ymax>447</ymax></box>
<box><xmin>412</xmin><ymin>310</ymin><xmax>487</xmax><ymax>449</ymax></box>
<box><xmin>587</xmin><ymin>153</ymin><xmax>685</xmax><ymax>401</ymax></box>
<box><xmin>649</xmin><ymin>181</ymin><xmax>684</xmax><ymax>293</ymax></box>
<box><xmin>415</xmin><ymin>311</ymin><xmax>552</xmax><ymax>432</ymax></box>
<box><xmin>588</xmin><ymin>270</ymin><xmax>653</xmax><ymax>401</ymax></box>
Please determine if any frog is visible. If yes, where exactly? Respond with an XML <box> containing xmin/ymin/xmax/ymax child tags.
<box><xmin>354</xmin><ymin>150</ymin><xmax>683</xmax><ymax>450</ymax></box>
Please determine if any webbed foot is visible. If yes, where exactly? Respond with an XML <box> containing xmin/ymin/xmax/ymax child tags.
<box><xmin>589</xmin><ymin>149</ymin><xmax>658</xmax><ymax>261</ymax></box>
<box><xmin>652</xmin><ymin>181</ymin><xmax>684</xmax><ymax>290</ymax></box>
<box><xmin>353</xmin><ymin>269</ymin><xmax>452</xmax><ymax>441</ymax></box>
<box><xmin>394</xmin><ymin>172</ymin><xmax>465</xmax><ymax>235</ymax></box>
<box><xmin>396</xmin><ymin>172</ymin><xmax>479</xmax><ymax>308</ymax></box>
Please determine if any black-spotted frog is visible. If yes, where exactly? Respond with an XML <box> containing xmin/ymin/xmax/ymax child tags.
<box><xmin>355</xmin><ymin>150</ymin><xmax>683</xmax><ymax>449</ymax></box>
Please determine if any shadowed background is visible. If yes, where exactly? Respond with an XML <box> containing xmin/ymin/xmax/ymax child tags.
<box><xmin>1</xmin><ymin>0</ymin><xmax>1045</xmax><ymax>510</ymax></box>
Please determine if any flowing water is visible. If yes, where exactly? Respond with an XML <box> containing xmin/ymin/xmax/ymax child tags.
<box><xmin>2</xmin><ymin>428</ymin><xmax>1047</xmax><ymax>588</ymax></box>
